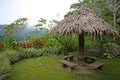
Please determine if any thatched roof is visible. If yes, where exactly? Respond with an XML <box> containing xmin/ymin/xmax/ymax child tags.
<box><xmin>50</xmin><ymin>6</ymin><xmax>118</xmax><ymax>37</ymax></box>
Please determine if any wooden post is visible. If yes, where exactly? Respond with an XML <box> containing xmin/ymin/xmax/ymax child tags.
<box><xmin>78</xmin><ymin>32</ymin><xmax>84</xmax><ymax>66</ymax></box>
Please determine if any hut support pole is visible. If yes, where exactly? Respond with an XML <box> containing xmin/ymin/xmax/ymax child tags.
<box><xmin>78</xmin><ymin>32</ymin><xmax>84</xmax><ymax>66</ymax></box>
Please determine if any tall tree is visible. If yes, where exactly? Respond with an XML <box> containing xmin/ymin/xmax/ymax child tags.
<box><xmin>70</xmin><ymin>0</ymin><xmax>120</xmax><ymax>26</ymax></box>
<box><xmin>4</xmin><ymin>18</ymin><xmax>28</xmax><ymax>34</ymax></box>
<box><xmin>4</xmin><ymin>18</ymin><xmax>28</xmax><ymax>45</ymax></box>
<box><xmin>105</xmin><ymin>0</ymin><xmax>120</xmax><ymax>26</ymax></box>
<box><xmin>35</xmin><ymin>18</ymin><xmax>58</xmax><ymax>32</ymax></box>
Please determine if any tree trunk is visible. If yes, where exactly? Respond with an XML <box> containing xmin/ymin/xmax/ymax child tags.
<box><xmin>78</xmin><ymin>33</ymin><xmax>84</xmax><ymax>66</ymax></box>
<box><xmin>78</xmin><ymin>33</ymin><xmax>84</xmax><ymax>56</ymax></box>
<box><xmin>113</xmin><ymin>0</ymin><xmax>117</xmax><ymax>26</ymax></box>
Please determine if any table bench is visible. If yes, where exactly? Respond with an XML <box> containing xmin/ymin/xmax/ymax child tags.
<box><xmin>85</xmin><ymin>56</ymin><xmax>97</xmax><ymax>60</ymax></box>
<box><xmin>88</xmin><ymin>61</ymin><xmax>104</xmax><ymax>71</ymax></box>
<box><xmin>84</xmin><ymin>56</ymin><xmax>97</xmax><ymax>64</ymax></box>
<box><xmin>59</xmin><ymin>60</ymin><xmax>77</xmax><ymax>71</ymax></box>
<box><xmin>62</xmin><ymin>55</ymin><xmax>74</xmax><ymax>61</ymax></box>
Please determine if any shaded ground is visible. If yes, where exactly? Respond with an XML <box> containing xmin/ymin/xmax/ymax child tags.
<box><xmin>10</xmin><ymin>56</ymin><xmax>120</xmax><ymax>80</ymax></box>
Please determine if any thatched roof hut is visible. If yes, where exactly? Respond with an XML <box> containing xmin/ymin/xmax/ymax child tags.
<box><xmin>50</xmin><ymin>6</ymin><xmax>118</xmax><ymax>58</ymax></box>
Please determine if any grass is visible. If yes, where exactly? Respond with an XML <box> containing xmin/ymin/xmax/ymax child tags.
<box><xmin>10</xmin><ymin>56</ymin><xmax>120</xmax><ymax>80</ymax></box>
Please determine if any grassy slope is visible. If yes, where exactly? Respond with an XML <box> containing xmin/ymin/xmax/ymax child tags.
<box><xmin>10</xmin><ymin>56</ymin><xmax>120</xmax><ymax>80</ymax></box>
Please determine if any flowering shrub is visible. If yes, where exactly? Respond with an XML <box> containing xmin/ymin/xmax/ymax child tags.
<box><xmin>29</xmin><ymin>37</ymin><xmax>46</xmax><ymax>49</ymax></box>
<box><xmin>20</xmin><ymin>42</ymin><xmax>32</xmax><ymax>48</ymax></box>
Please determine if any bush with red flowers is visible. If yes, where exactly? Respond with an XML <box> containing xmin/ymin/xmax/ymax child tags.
<box><xmin>20</xmin><ymin>42</ymin><xmax>32</xmax><ymax>48</ymax></box>
<box><xmin>29</xmin><ymin>37</ymin><xmax>46</xmax><ymax>49</ymax></box>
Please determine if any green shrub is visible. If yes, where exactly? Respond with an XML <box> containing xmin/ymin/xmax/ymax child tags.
<box><xmin>50</xmin><ymin>47</ymin><xmax>65</xmax><ymax>55</ymax></box>
<box><xmin>3</xmin><ymin>49</ymin><xmax>19</xmax><ymax>63</ymax></box>
<box><xmin>104</xmin><ymin>53</ymin><xmax>114</xmax><ymax>59</ymax></box>
<box><xmin>19</xmin><ymin>48</ymin><xmax>35</xmax><ymax>58</ymax></box>
<box><xmin>55</xmin><ymin>35</ymin><xmax>77</xmax><ymax>53</ymax></box>
<box><xmin>41</xmin><ymin>47</ymin><xmax>64</xmax><ymax>56</ymax></box>
<box><xmin>0</xmin><ymin>54</ymin><xmax>11</xmax><ymax>80</ymax></box>
<box><xmin>32</xmin><ymin>49</ymin><xmax>43</xmax><ymax>57</ymax></box>
<box><xmin>0</xmin><ymin>47</ymin><xmax>64</xmax><ymax>80</ymax></box>
<box><xmin>18</xmin><ymin>48</ymin><xmax>43</xmax><ymax>58</ymax></box>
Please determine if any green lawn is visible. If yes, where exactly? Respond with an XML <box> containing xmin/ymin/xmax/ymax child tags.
<box><xmin>10</xmin><ymin>56</ymin><xmax>120</xmax><ymax>80</ymax></box>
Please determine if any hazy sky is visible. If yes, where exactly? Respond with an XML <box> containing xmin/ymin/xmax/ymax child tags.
<box><xmin>0</xmin><ymin>0</ymin><xmax>78</xmax><ymax>25</ymax></box>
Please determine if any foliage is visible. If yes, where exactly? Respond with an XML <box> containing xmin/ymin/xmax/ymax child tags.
<box><xmin>35</xmin><ymin>18</ymin><xmax>48</xmax><ymax>31</ymax></box>
<box><xmin>85</xmin><ymin>37</ymin><xmax>99</xmax><ymax>49</ymax></box>
<box><xmin>70</xmin><ymin>0</ymin><xmax>114</xmax><ymax>25</ymax></box>
<box><xmin>20</xmin><ymin>42</ymin><xmax>32</xmax><ymax>48</ymax></box>
<box><xmin>4</xmin><ymin>18</ymin><xmax>28</xmax><ymax>34</ymax></box>
<box><xmin>1</xmin><ymin>47</ymin><xmax>63</xmax><ymax>64</ymax></box>
<box><xmin>70</xmin><ymin>0</ymin><xmax>94</xmax><ymax>9</ymax></box>
<box><xmin>18</xmin><ymin>48</ymin><xmax>43</xmax><ymax>58</ymax></box>
<box><xmin>0</xmin><ymin>48</ymin><xmax>43</xmax><ymax>80</ymax></box>
<box><xmin>43</xmin><ymin>36</ymin><xmax>61</xmax><ymax>48</ymax></box>
<box><xmin>1</xmin><ymin>18</ymin><xmax>28</xmax><ymax>49</ymax></box>
<box><xmin>35</xmin><ymin>18</ymin><xmax>58</xmax><ymax>32</ymax></box>
<box><xmin>3</xmin><ymin>49</ymin><xmax>19</xmax><ymax>63</ymax></box>
<box><xmin>2</xmin><ymin>36</ymin><xmax>19</xmax><ymax>49</ymax></box>
<box><xmin>0</xmin><ymin>47</ymin><xmax>64</xmax><ymax>80</ymax></box>
<box><xmin>105</xmin><ymin>0</ymin><xmax>120</xmax><ymax>25</ymax></box>
<box><xmin>103</xmin><ymin>53</ymin><xmax>114</xmax><ymax>59</ymax></box>
<box><xmin>41</xmin><ymin>47</ymin><xmax>64</xmax><ymax>56</ymax></box>
<box><xmin>28</xmin><ymin>36</ymin><xmax>46</xmax><ymax>49</ymax></box>
<box><xmin>82</xmin><ymin>36</ymin><xmax>100</xmax><ymax>56</ymax></box>
<box><xmin>100</xmin><ymin>8</ymin><xmax>113</xmax><ymax>23</ymax></box>
<box><xmin>55</xmin><ymin>35</ymin><xmax>77</xmax><ymax>53</ymax></box>
<box><xmin>43</xmin><ymin>35</ymin><xmax>76</xmax><ymax>54</ymax></box>
<box><xmin>0</xmin><ymin>54</ymin><xmax>11</xmax><ymax>80</ymax></box>
<box><xmin>84</xmin><ymin>57</ymin><xmax>95</xmax><ymax>64</ymax></box>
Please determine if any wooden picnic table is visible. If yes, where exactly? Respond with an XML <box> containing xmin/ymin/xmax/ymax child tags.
<box><xmin>60</xmin><ymin>52</ymin><xmax>104</xmax><ymax>71</ymax></box>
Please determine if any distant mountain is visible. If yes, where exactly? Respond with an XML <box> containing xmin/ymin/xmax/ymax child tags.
<box><xmin>0</xmin><ymin>24</ymin><xmax>44</xmax><ymax>41</ymax></box>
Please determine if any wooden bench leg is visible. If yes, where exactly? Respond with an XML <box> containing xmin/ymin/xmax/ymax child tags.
<box><xmin>68</xmin><ymin>67</ymin><xmax>76</xmax><ymax>72</ymax></box>
<box><xmin>68</xmin><ymin>67</ymin><xmax>71</xmax><ymax>72</ymax></box>
<box><xmin>63</xmin><ymin>64</ymin><xmax>67</xmax><ymax>68</ymax></box>
<box><xmin>68</xmin><ymin>67</ymin><xmax>74</xmax><ymax>71</ymax></box>
<box><xmin>60</xmin><ymin>60</ymin><xmax>77</xmax><ymax>71</ymax></box>
<box><xmin>98</xmin><ymin>66</ymin><xmax>103</xmax><ymax>70</ymax></box>
<box><xmin>62</xmin><ymin>64</ymin><xmax>75</xmax><ymax>71</ymax></box>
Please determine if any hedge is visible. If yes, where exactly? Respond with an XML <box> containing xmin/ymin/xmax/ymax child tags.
<box><xmin>0</xmin><ymin>47</ymin><xmax>64</xmax><ymax>80</ymax></box>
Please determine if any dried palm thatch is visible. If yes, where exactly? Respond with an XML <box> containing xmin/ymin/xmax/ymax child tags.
<box><xmin>50</xmin><ymin>6</ymin><xmax>118</xmax><ymax>37</ymax></box>
<box><xmin>50</xmin><ymin>6</ymin><xmax>119</xmax><ymax>61</ymax></box>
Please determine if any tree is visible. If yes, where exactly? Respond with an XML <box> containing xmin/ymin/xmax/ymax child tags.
<box><xmin>105</xmin><ymin>0</ymin><xmax>120</xmax><ymax>26</ymax></box>
<box><xmin>3</xmin><ymin>18</ymin><xmax>28</xmax><ymax>48</ymax></box>
<box><xmin>4</xmin><ymin>18</ymin><xmax>28</xmax><ymax>34</ymax></box>
<box><xmin>35</xmin><ymin>18</ymin><xmax>58</xmax><ymax>32</ymax></box>
<box><xmin>70</xmin><ymin>0</ymin><xmax>109</xmax><ymax>16</ymax></box>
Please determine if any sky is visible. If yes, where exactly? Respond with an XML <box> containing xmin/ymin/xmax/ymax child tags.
<box><xmin>0</xmin><ymin>0</ymin><xmax>78</xmax><ymax>25</ymax></box>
